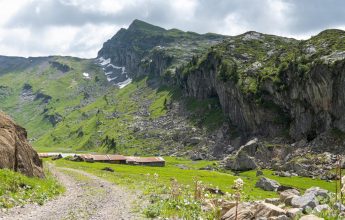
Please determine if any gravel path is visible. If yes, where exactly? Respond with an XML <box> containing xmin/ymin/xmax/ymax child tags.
<box><xmin>0</xmin><ymin>166</ymin><xmax>143</xmax><ymax>220</ymax></box>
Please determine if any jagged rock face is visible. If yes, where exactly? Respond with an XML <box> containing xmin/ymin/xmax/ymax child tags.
<box><xmin>97</xmin><ymin>19</ymin><xmax>225</xmax><ymax>79</ymax></box>
<box><xmin>179</xmin><ymin>47</ymin><xmax>345</xmax><ymax>141</ymax></box>
<box><xmin>98</xmin><ymin>20</ymin><xmax>345</xmax><ymax>144</ymax></box>
<box><xmin>0</xmin><ymin>112</ymin><xmax>44</xmax><ymax>178</ymax></box>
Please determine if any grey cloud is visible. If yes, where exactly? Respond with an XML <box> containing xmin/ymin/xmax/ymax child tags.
<box><xmin>2</xmin><ymin>0</ymin><xmax>345</xmax><ymax>58</ymax></box>
<box><xmin>286</xmin><ymin>0</ymin><xmax>345</xmax><ymax>33</ymax></box>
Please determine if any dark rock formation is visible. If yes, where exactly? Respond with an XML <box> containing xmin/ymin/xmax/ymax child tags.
<box><xmin>49</xmin><ymin>61</ymin><xmax>71</xmax><ymax>73</ymax></box>
<box><xmin>0</xmin><ymin>112</ymin><xmax>44</xmax><ymax>178</ymax></box>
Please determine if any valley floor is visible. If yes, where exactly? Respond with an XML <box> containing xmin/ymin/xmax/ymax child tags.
<box><xmin>0</xmin><ymin>164</ymin><xmax>142</xmax><ymax>220</ymax></box>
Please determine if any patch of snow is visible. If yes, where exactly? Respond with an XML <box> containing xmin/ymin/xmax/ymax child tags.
<box><xmin>82</xmin><ymin>72</ymin><xmax>91</xmax><ymax>79</ymax></box>
<box><xmin>116</xmin><ymin>78</ymin><xmax>132</xmax><ymax>89</ymax></box>
<box><xmin>97</xmin><ymin>56</ymin><xmax>131</xmax><ymax>87</ymax></box>
<box><xmin>98</xmin><ymin>57</ymin><xmax>111</xmax><ymax>66</ymax></box>
<box><xmin>107</xmin><ymin>76</ymin><xmax>118</xmax><ymax>82</ymax></box>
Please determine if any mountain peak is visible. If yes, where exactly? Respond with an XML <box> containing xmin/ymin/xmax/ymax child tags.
<box><xmin>127</xmin><ymin>19</ymin><xmax>166</xmax><ymax>32</ymax></box>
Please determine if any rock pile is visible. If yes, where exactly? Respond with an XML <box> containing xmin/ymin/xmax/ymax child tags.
<box><xmin>217</xmin><ymin>186</ymin><xmax>335</xmax><ymax>220</ymax></box>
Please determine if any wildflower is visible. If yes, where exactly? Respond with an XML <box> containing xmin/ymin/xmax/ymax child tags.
<box><xmin>234</xmin><ymin>178</ymin><xmax>244</xmax><ymax>190</ymax></box>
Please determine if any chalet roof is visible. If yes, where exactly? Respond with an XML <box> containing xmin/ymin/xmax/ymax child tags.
<box><xmin>126</xmin><ymin>157</ymin><xmax>165</xmax><ymax>163</ymax></box>
<box><xmin>79</xmin><ymin>154</ymin><xmax>126</xmax><ymax>161</ymax></box>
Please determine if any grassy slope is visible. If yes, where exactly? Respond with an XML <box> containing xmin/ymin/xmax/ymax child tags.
<box><xmin>34</xmin><ymin>75</ymin><xmax>225</xmax><ymax>155</ymax></box>
<box><xmin>0</xmin><ymin>56</ymin><xmax>109</xmax><ymax>139</ymax></box>
<box><xmin>0</xmin><ymin>55</ymin><xmax>224</xmax><ymax>154</ymax></box>
<box><xmin>0</xmin><ymin>168</ymin><xmax>64</xmax><ymax>209</ymax></box>
<box><xmin>52</xmin><ymin>157</ymin><xmax>335</xmax><ymax>200</ymax></box>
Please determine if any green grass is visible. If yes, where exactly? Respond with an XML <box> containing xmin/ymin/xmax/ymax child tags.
<box><xmin>51</xmin><ymin>157</ymin><xmax>335</xmax><ymax>201</ymax></box>
<box><xmin>0</xmin><ymin>168</ymin><xmax>64</xmax><ymax>208</ymax></box>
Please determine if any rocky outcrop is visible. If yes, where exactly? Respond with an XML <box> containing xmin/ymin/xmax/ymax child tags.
<box><xmin>97</xmin><ymin>19</ymin><xmax>225</xmax><ymax>79</ymax></box>
<box><xmin>255</xmin><ymin>177</ymin><xmax>281</xmax><ymax>191</ymax></box>
<box><xmin>178</xmin><ymin>46</ymin><xmax>345</xmax><ymax>142</ymax></box>
<box><xmin>0</xmin><ymin>112</ymin><xmax>44</xmax><ymax>178</ymax></box>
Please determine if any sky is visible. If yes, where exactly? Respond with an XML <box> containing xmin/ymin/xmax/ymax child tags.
<box><xmin>0</xmin><ymin>0</ymin><xmax>344</xmax><ymax>58</ymax></box>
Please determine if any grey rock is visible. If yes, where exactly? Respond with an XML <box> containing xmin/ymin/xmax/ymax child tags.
<box><xmin>313</xmin><ymin>204</ymin><xmax>330</xmax><ymax>213</ymax></box>
<box><xmin>268</xmin><ymin>215</ymin><xmax>290</xmax><ymax>220</ymax></box>
<box><xmin>254</xmin><ymin>202</ymin><xmax>286</xmax><ymax>217</ymax></box>
<box><xmin>256</xmin><ymin>170</ymin><xmax>264</xmax><ymax>176</ymax></box>
<box><xmin>304</xmin><ymin>187</ymin><xmax>329</xmax><ymax>199</ymax></box>
<box><xmin>223</xmin><ymin>150</ymin><xmax>258</xmax><ymax>171</ymax></box>
<box><xmin>299</xmin><ymin>214</ymin><xmax>324</xmax><ymax>220</ymax></box>
<box><xmin>256</xmin><ymin>177</ymin><xmax>281</xmax><ymax>191</ymax></box>
<box><xmin>291</xmin><ymin>194</ymin><xmax>318</xmax><ymax>209</ymax></box>
<box><xmin>286</xmin><ymin>208</ymin><xmax>302</xmax><ymax>218</ymax></box>
<box><xmin>280</xmin><ymin>189</ymin><xmax>300</xmax><ymax>202</ymax></box>
<box><xmin>264</xmin><ymin>198</ymin><xmax>280</xmax><ymax>206</ymax></box>
<box><xmin>333</xmin><ymin>202</ymin><xmax>345</xmax><ymax>211</ymax></box>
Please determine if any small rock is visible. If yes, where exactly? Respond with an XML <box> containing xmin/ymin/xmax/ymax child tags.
<box><xmin>333</xmin><ymin>202</ymin><xmax>345</xmax><ymax>211</ymax></box>
<box><xmin>256</xmin><ymin>170</ymin><xmax>264</xmax><ymax>176</ymax></box>
<box><xmin>265</xmin><ymin>198</ymin><xmax>280</xmax><ymax>206</ymax></box>
<box><xmin>286</xmin><ymin>208</ymin><xmax>303</xmax><ymax>218</ymax></box>
<box><xmin>256</xmin><ymin>177</ymin><xmax>281</xmax><ymax>191</ymax></box>
<box><xmin>101</xmin><ymin>167</ymin><xmax>114</xmax><ymax>172</ymax></box>
<box><xmin>299</xmin><ymin>214</ymin><xmax>324</xmax><ymax>220</ymax></box>
<box><xmin>313</xmin><ymin>204</ymin><xmax>330</xmax><ymax>213</ymax></box>
<box><xmin>205</xmin><ymin>187</ymin><xmax>225</xmax><ymax>195</ymax></box>
<box><xmin>268</xmin><ymin>215</ymin><xmax>290</xmax><ymax>220</ymax></box>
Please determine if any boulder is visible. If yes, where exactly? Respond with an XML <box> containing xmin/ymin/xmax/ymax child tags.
<box><xmin>291</xmin><ymin>194</ymin><xmax>318</xmax><ymax>209</ymax></box>
<box><xmin>299</xmin><ymin>214</ymin><xmax>324</xmax><ymax>220</ymax></box>
<box><xmin>224</xmin><ymin>151</ymin><xmax>258</xmax><ymax>171</ymax></box>
<box><xmin>221</xmin><ymin>203</ymin><xmax>254</xmax><ymax>220</ymax></box>
<box><xmin>256</xmin><ymin>177</ymin><xmax>281</xmax><ymax>191</ymax></box>
<box><xmin>254</xmin><ymin>202</ymin><xmax>286</xmax><ymax>217</ymax></box>
<box><xmin>304</xmin><ymin>187</ymin><xmax>329</xmax><ymax>199</ymax></box>
<box><xmin>290</xmin><ymin>187</ymin><xmax>329</xmax><ymax>210</ymax></box>
<box><xmin>279</xmin><ymin>189</ymin><xmax>300</xmax><ymax>205</ymax></box>
<box><xmin>217</xmin><ymin>200</ymin><xmax>237</xmax><ymax>216</ymax></box>
<box><xmin>241</xmin><ymin>138</ymin><xmax>259</xmax><ymax>155</ymax></box>
<box><xmin>0</xmin><ymin>112</ymin><xmax>44</xmax><ymax>178</ymax></box>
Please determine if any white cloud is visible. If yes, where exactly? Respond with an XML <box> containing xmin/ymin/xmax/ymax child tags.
<box><xmin>0</xmin><ymin>0</ymin><xmax>344</xmax><ymax>58</ymax></box>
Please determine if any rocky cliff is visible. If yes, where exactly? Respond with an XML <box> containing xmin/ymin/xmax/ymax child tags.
<box><xmin>178</xmin><ymin>29</ymin><xmax>345</xmax><ymax>142</ymax></box>
<box><xmin>98</xmin><ymin>20</ymin><xmax>345</xmax><ymax>148</ymax></box>
<box><xmin>98</xmin><ymin>19</ymin><xmax>226</xmax><ymax>79</ymax></box>
<box><xmin>0</xmin><ymin>112</ymin><xmax>44</xmax><ymax>178</ymax></box>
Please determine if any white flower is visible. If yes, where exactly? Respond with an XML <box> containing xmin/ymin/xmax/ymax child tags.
<box><xmin>234</xmin><ymin>178</ymin><xmax>244</xmax><ymax>190</ymax></box>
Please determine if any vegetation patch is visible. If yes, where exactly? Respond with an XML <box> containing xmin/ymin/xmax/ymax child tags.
<box><xmin>0</xmin><ymin>169</ymin><xmax>64</xmax><ymax>209</ymax></box>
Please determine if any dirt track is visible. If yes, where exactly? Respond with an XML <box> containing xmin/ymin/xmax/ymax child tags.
<box><xmin>0</xmin><ymin>166</ymin><xmax>142</xmax><ymax>220</ymax></box>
